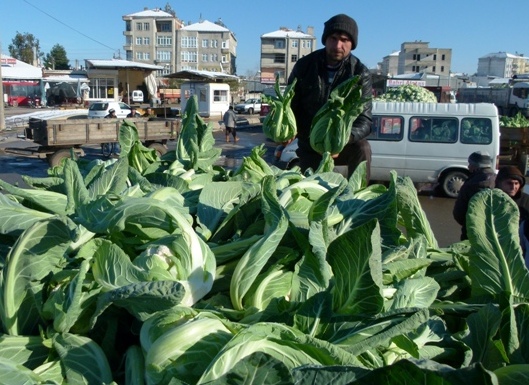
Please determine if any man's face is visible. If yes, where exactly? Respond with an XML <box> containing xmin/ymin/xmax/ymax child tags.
<box><xmin>324</xmin><ymin>32</ymin><xmax>353</xmax><ymax>64</ymax></box>
<box><xmin>498</xmin><ymin>178</ymin><xmax>521</xmax><ymax>197</ymax></box>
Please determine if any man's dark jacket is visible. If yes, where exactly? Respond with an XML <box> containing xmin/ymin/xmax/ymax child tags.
<box><xmin>287</xmin><ymin>49</ymin><xmax>372</xmax><ymax>154</ymax></box>
<box><xmin>452</xmin><ymin>167</ymin><xmax>496</xmax><ymax>240</ymax></box>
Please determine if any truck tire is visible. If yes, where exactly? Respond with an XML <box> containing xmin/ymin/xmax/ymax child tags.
<box><xmin>148</xmin><ymin>142</ymin><xmax>168</xmax><ymax>157</ymax></box>
<box><xmin>440</xmin><ymin>170</ymin><xmax>468</xmax><ymax>198</ymax></box>
<box><xmin>48</xmin><ymin>149</ymin><xmax>76</xmax><ymax>167</ymax></box>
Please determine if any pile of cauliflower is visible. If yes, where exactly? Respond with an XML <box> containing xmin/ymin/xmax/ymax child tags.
<box><xmin>375</xmin><ymin>84</ymin><xmax>437</xmax><ymax>103</ymax></box>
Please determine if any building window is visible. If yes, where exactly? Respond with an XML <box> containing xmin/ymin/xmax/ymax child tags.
<box><xmin>302</xmin><ymin>40</ymin><xmax>312</xmax><ymax>49</ymax></box>
<box><xmin>221</xmin><ymin>55</ymin><xmax>227</xmax><ymax>63</ymax></box>
<box><xmin>136</xmin><ymin>37</ymin><xmax>142</xmax><ymax>45</ymax></box>
<box><xmin>181</xmin><ymin>51</ymin><xmax>198</xmax><ymax>63</ymax></box>
<box><xmin>89</xmin><ymin>78</ymin><xmax>114</xmax><ymax>100</ymax></box>
<box><xmin>181</xmin><ymin>36</ymin><xmax>198</xmax><ymax>48</ymax></box>
<box><xmin>210</xmin><ymin>40</ymin><xmax>218</xmax><ymax>48</ymax></box>
<box><xmin>433</xmin><ymin>54</ymin><xmax>437</xmax><ymax>60</ymax></box>
<box><xmin>144</xmin><ymin>22</ymin><xmax>150</xmax><ymax>31</ymax></box>
<box><xmin>136</xmin><ymin>52</ymin><xmax>142</xmax><ymax>60</ymax></box>
<box><xmin>275</xmin><ymin>40</ymin><xmax>285</xmax><ymax>49</ymax></box>
<box><xmin>441</xmin><ymin>66</ymin><xmax>445</xmax><ymax>72</ymax></box>
<box><xmin>442</xmin><ymin>54</ymin><xmax>446</xmax><ymax>60</ymax></box>
<box><xmin>158</xmin><ymin>22</ymin><xmax>171</xmax><ymax>32</ymax></box>
<box><xmin>274</xmin><ymin>54</ymin><xmax>285</xmax><ymax>63</ymax></box>
<box><xmin>202</xmin><ymin>39</ymin><xmax>208</xmax><ymax>48</ymax></box>
<box><xmin>210</xmin><ymin>53</ymin><xmax>218</xmax><ymax>62</ymax></box>
<box><xmin>433</xmin><ymin>66</ymin><xmax>436</xmax><ymax>72</ymax></box>
<box><xmin>157</xmin><ymin>36</ymin><xmax>172</xmax><ymax>46</ymax></box>
<box><xmin>291</xmin><ymin>54</ymin><xmax>298</xmax><ymax>62</ymax></box>
<box><xmin>143</xmin><ymin>37</ymin><xmax>150</xmax><ymax>45</ymax></box>
<box><xmin>136</xmin><ymin>22</ymin><xmax>143</xmax><ymax>31</ymax></box>
<box><xmin>126</xmin><ymin>36</ymin><xmax>132</xmax><ymax>45</ymax></box>
<box><xmin>202</xmin><ymin>54</ymin><xmax>208</xmax><ymax>62</ymax></box>
<box><xmin>126</xmin><ymin>21</ymin><xmax>131</xmax><ymax>32</ymax></box>
<box><xmin>213</xmin><ymin>89</ymin><xmax>228</xmax><ymax>102</ymax></box>
<box><xmin>144</xmin><ymin>52</ymin><xmax>150</xmax><ymax>60</ymax></box>
<box><xmin>292</xmin><ymin>40</ymin><xmax>298</xmax><ymax>48</ymax></box>
<box><xmin>157</xmin><ymin>51</ymin><xmax>172</xmax><ymax>62</ymax></box>
<box><xmin>222</xmin><ymin>40</ymin><xmax>229</xmax><ymax>49</ymax></box>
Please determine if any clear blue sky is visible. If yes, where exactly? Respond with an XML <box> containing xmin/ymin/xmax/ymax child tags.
<box><xmin>1</xmin><ymin>0</ymin><xmax>528</xmax><ymax>76</ymax></box>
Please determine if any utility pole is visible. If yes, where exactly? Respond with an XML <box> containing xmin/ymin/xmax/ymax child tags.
<box><xmin>0</xmin><ymin>42</ymin><xmax>6</xmax><ymax>131</ymax></box>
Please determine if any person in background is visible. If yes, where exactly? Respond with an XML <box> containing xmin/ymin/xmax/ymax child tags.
<box><xmin>143</xmin><ymin>108</ymin><xmax>156</xmax><ymax>118</ymax></box>
<box><xmin>495</xmin><ymin>166</ymin><xmax>529</xmax><ymax>220</ymax></box>
<box><xmin>127</xmin><ymin>107</ymin><xmax>139</xmax><ymax>118</ymax></box>
<box><xmin>288</xmin><ymin>13</ymin><xmax>373</xmax><ymax>179</ymax></box>
<box><xmin>222</xmin><ymin>105</ymin><xmax>239</xmax><ymax>143</ymax></box>
<box><xmin>453</xmin><ymin>151</ymin><xmax>496</xmax><ymax>240</ymax></box>
<box><xmin>105</xmin><ymin>108</ymin><xmax>117</xmax><ymax>118</ymax></box>
<box><xmin>495</xmin><ymin>166</ymin><xmax>529</xmax><ymax>267</ymax></box>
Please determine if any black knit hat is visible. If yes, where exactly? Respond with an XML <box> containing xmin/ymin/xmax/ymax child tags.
<box><xmin>321</xmin><ymin>14</ymin><xmax>358</xmax><ymax>49</ymax></box>
<box><xmin>468</xmin><ymin>151</ymin><xmax>492</xmax><ymax>169</ymax></box>
<box><xmin>496</xmin><ymin>165</ymin><xmax>525</xmax><ymax>187</ymax></box>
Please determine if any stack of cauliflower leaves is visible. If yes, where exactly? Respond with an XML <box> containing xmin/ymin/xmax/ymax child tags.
<box><xmin>0</xmin><ymin>95</ymin><xmax>528</xmax><ymax>385</ymax></box>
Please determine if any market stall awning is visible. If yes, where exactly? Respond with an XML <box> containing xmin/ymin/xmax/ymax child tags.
<box><xmin>42</xmin><ymin>74</ymin><xmax>89</xmax><ymax>83</ymax></box>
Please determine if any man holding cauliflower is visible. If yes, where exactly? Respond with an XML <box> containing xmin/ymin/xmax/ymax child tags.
<box><xmin>288</xmin><ymin>14</ymin><xmax>373</xmax><ymax>180</ymax></box>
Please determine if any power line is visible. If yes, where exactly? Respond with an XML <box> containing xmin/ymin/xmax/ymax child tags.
<box><xmin>22</xmin><ymin>0</ymin><xmax>118</xmax><ymax>53</ymax></box>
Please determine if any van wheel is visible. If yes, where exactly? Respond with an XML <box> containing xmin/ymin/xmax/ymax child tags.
<box><xmin>441</xmin><ymin>171</ymin><xmax>468</xmax><ymax>198</ymax></box>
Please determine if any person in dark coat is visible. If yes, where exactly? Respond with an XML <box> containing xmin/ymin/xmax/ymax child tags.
<box><xmin>287</xmin><ymin>14</ymin><xmax>373</xmax><ymax>180</ymax></box>
<box><xmin>453</xmin><ymin>151</ymin><xmax>496</xmax><ymax>240</ymax></box>
<box><xmin>495</xmin><ymin>165</ymin><xmax>529</xmax><ymax>267</ymax></box>
<box><xmin>495</xmin><ymin>165</ymin><xmax>529</xmax><ymax>222</ymax></box>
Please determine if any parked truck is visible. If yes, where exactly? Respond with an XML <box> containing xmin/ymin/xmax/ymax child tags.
<box><xmin>27</xmin><ymin>117</ymin><xmax>180</xmax><ymax>167</ymax></box>
<box><xmin>456</xmin><ymin>80</ymin><xmax>529</xmax><ymax>117</ymax></box>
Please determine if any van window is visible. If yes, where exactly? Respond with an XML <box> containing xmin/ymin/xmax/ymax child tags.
<box><xmin>460</xmin><ymin>118</ymin><xmax>493</xmax><ymax>144</ymax></box>
<box><xmin>369</xmin><ymin>116</ymin><xmax>404</xmax><ymax>141</ymax></box>
<box><xmin>409</xmin><ymin>117</ymin><xmax>458</xmax><ymax>143</ymax></box>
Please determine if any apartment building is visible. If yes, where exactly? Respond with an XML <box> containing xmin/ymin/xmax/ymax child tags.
<box><xmin>123</xmin><ymin>8</ymin><xmax>237</xmax><ymax>77</ymax></box>
<box><xmin>397</xmin><ymin>41</ymin><xmax>452</xmax><ymax>76</ymax></box>
<box><xmin>260</xmin><ymin>26</ymin><xmax>316</xmax><ymax>85</ymax></box>
<box><xmin>176</xmin><ymin>19</ymin><xmax>237</xmax><ymax>74</ymax></box>
<box><xmin>122</xmin><ymin>8</ymin><xmax>184</xmax><ymax>77</ymax></box>
<box><xmin>477</xmin><ymin>52</ymin><xmax>529</xmax><ymax>78</ymax></box>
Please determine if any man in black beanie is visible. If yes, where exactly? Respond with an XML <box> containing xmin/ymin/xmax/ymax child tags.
<box><xmin>287</xmin><ymin>14</ymin><xmax>372</xmax><ymax>180</ymax></box>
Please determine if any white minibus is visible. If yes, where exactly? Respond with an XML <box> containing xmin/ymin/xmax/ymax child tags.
<box><xmin>276</xmin><ymin>102</ymin><xmax>500</xmax><ymax>198</ymax></box>
<box><xmin>368</xmin><ymin>102</ymin><xmax>500</xmax><ymax>197</ymax></box>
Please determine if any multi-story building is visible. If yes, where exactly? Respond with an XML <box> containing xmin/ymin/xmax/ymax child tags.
<box><xmin>397</xmin><ymin>41</ymin><xmax>452</xmax><ymax>76</ymax></box>
<box><xmin>380</xmin><ymin>51</ymin><xmax>399</xmax><ymax>77</ymax></box>
<box><xmin>476</xmin><ymin>52</ymin><xmax>529</xmax><ymax>78</ymax></box>
<box><xmin>123</xmin><ymin>9</ymin><xmax>237</xmax><ymax>77</ymax></box>
<box><xmin>260</xmin><ymin>26</ymin><xmax>316</xmax><ymax>85</ymax></box>
<box><xmin>176</xmin><ymin>19</ymin><xmax>237</xmax><ymax>74</ymax></box>
<box><xmin>122</xmin><ymin>8</ymin><xmax>184</xmax><ymax>77</ymax></box>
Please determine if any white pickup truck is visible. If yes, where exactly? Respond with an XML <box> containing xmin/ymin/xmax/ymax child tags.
<box><xmin>234</xmin><ymin>98</ymin><xmax>262</xmax><ymax>114</ymax></box>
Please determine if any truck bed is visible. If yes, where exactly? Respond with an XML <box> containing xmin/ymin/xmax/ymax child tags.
<box><xmin>29</xmin><ymin>118</ymin><xmax>180</xmax><ymax>147</ymax></box>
